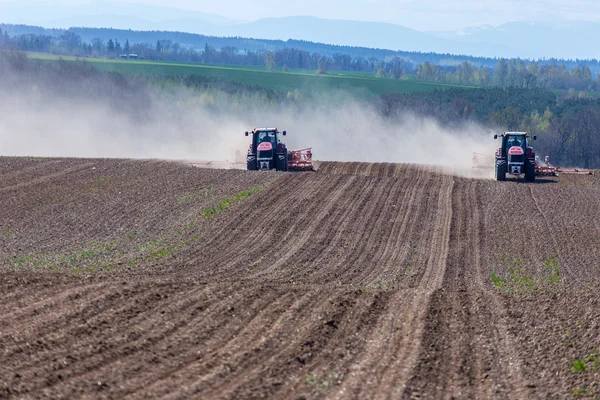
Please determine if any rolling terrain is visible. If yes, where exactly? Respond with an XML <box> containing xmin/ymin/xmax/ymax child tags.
<box><xmin>26</xmin><ymin>54</ymin><xmax>479</xmax><ymax>97</ymax></box>
<box><xmin>1</xmin><ymin>157</ymin><xmax>599</xmax><ymax>399</ymax></box>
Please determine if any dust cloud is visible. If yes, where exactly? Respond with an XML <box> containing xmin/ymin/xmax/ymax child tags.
<box><xmin>0</xmin><ymin>72</ymin><xmax>497</xmax><ymax>177</ymax></box>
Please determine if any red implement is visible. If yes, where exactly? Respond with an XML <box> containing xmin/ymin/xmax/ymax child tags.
<box><xmin>535</xmin><ymin>156</ymin><xmax>594</xmax><ymax>176</ymax></box>
<box><xmin>288</xmin><ymin>148</ymin><xmax>314</xmax><ymax>171</ymax></box>
<box><xmin>535</xmin><ymin>156</ymin><xmax>558</xmax><ymax>176</ymax></box>
<box><xmin>556</xmin><ymin>167</ymin><xmax>594</xmax><ymax>175</ymax></box>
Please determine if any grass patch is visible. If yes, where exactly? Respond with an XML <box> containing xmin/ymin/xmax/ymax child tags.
<box><xmin>234</xmin><ymin>185</ymin><xmax>263</xmax><ymax>200</ymax></box>
<box><xmin>178</xmin><ymin>188</ymin><xmax>214</xmax><ymax>204</ymax></box>
<box><xmin>2</xmin><ymin>226</ymin><xmax>15</xmax><ymax>241</ymax></box>
<box><xmin>572</xmin><ymin>386</ymin><xmax>596</xmax><ymax>398</ymax></box>
<box><xmin>137</xmin><ymin>237</ymin><xmax>165</xmax><ymax>253</ymax></box>
<box><xmin>507</xmin><ymin>262</ymin><xmax>534</xmax><ymax>293</ymax></box>
<box><xmin>569</xmin><ymin>349</ymin><xmax>600</xmax><ymax>398</ymax></box>
<box><xmin>490</xmin><ymin>271</ymin><xmax>507</xmax><ymax>291</ymax></box>
<box><xmin>305</xmin><ymin>369</ymin><xmax>345</xmax><ymax>393</ymax></box>
<box><xmin>202</xmin><ymin>184</ymin><xmax>266</xmax><ymax>218</ymax></box>
<box><xmin>490</xmin><ymin>255</ymin><xmax>568</xmax><ymax>294</ymax></box>
<box><xmin>572</xmin><ymin>359</ymin><xmax>588</xmax><ymax>373</ymax></box>
<box><xmin>67</xmin><ymin>242</ymin><xmax>118</xmax><ymax>265</ymax></box>
<box><xmin>544</xmin><ymin>255</ymin><xmax>561</xmax><ymax>285</ymax></box>
<box><xmin>86</xmin><ymin>176</ymin><xmax>113</xmax><ymax>192</ymax></box>
<box><xmin>9</xmin><ymin>241</ymin><xmax>118</xmax><ymax>271</ymax></box>
<box><xmin>403</xmin><ymin>264</ymin><xmax>418</xmax><ymax>278</ymax></box>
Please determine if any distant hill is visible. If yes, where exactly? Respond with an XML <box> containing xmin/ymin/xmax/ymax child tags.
<box><xmin>0</xmin><ymin>23</ymin><xmax>507</xmax><ymax>69</ymax></box>
<box><xmin>428</xmin><ymin>21</ymin><xmax>600</xmax><ymax>60</ymax></box>
<box><xmin>2</xmin><ymin>1</ymin><xmax>600</xmax><ymax>59</ymax></box>
<box><xmin>4</xmin><ymin>22</ymin><xmax>600</xmax><ymax>77</ymax></box>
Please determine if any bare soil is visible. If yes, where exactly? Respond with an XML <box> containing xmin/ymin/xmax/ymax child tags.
<box><xmin>1</xmin><ymin>158</ymin><xmax>599</xmax><ymax>399</ymax></box>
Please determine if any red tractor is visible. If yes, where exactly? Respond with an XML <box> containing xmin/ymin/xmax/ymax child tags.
<box><xmin>494</xmin><ymin>131</ymin><xmax>537</xmax><ymax>182</ymax></box>
<box><xmin>245</xmin><ymin>128</ymin><xmax>313</xmax><ymax>172</ymax></box>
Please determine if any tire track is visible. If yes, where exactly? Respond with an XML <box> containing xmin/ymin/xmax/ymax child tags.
<box><xmin>528</xmin><ymin>186</ymin><xmax>571</xmax><ymax>278</ymax></box>
<box><xmin>403</xmin><ymin>180</ymin><xmax>531</xmax><ymax>400</ymax></box>
<box><xmin>0</xmin><ymin>162</ymin><xmax>98</xmax><ymax>194</ymax></box>
<box><xmin>305</xmin><ymin>167</ymin><xmax>425</xmax><ymax>286</ymax></box>
<box><xmin>220</xmin><ymin>175</ymin><xmax>357</xmax><ymax>280</ymax></box>
<box><xmin>174</xmin><ymin>173</ymin><xmax>326</xmax><ymax>276</ymax></box>
<box><xmin>335</xmin><ymin>171</ymin><xmax>454</xmax><ymax>399</ymax></box>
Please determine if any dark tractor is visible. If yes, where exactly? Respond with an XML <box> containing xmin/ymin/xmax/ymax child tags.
<box><xmin>493</xmin><ymin>131</ymin><xmax>537</xmax><ymax>182</ymax></box>
<box><xmin>245</xmin><ymin>128</ymin><xmax>289</xmax><ymax>171</ymax></box>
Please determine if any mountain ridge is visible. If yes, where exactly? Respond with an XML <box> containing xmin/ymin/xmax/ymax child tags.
<box><xmin>1</xmin><ymin>2</ymin><xmax>600</xmax><ymax>59</ymax></box>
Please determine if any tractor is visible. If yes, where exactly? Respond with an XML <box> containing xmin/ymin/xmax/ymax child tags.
<box><xmin>494</xmin><ymin>131</ymin><xmax>537</xmax><ymax>182</ymax></box>
<box><xmin>245</xmin><ymin>128</ymin><xmax>313</xmax><ymax>172</ymax></box>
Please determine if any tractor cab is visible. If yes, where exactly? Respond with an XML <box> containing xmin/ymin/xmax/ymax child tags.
<box><xmin>246</xmin><ymin>128</ymin><xmax>285</xmax><ymax>150</ymax></box>
<box><xmin>496</xmin><ymin>132</ymin><xmax>534</xmax><ymax>158</ymax></box>
<box><xmin>255</xmin><ymin>129</ymin><xmax>283</xmax><ymax>149</ymax></box>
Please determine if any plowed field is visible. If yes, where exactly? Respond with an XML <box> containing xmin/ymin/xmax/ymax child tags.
<box><xmin>1</xmin><ymin>158</ymin><xmax>599</xmax><ymax>399</ymax></box>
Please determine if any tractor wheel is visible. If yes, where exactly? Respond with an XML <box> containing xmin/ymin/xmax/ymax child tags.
<box><xmin>495</xmin><ymin>160</ymin><xmax>507</xmax><ymax>181</ymax></box>
<box><xmin>525</xmin><ymin>160</ymin><xmax>536</xmax><ymax>182</ymax></box>
<box><xmin>276</xmin><ymin>153</ymin><xmax>288</xmax><ymax>172</ymax></box>
<box><xmin>246</xmin><ymin>155</ymin><xmax>257</xmax><ymax>171</ymax></box>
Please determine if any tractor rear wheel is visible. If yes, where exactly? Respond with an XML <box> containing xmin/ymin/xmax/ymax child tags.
<box><xmin>525</xmin><ymin>160</ymin><xmax>536</xmax><ymax>182</ymax></box>
<box><xmin>495</xmin><ymin>160</ymin><xmax>507</xmax><ymax>181</ymax></box>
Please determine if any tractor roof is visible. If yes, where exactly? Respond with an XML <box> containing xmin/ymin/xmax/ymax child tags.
<box><xmin>253</xmin><ymin>128</ymin><xmax>279</xmax><ymax>132</ymax></box>
<box><xmin>503</xmin><ymin>131</ymin><xmax>529</xmax><ymax>136</ymax></box>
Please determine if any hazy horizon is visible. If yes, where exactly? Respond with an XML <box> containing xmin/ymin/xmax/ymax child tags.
<box><xmin>1</xmin><ymin>0</ymin><xmax>600</xmax><ymax>32</ymax></box>
<box><xmin>4</xmin><ymin>0</ymin><xmax>600</xmax><ymax>58</ymax></box>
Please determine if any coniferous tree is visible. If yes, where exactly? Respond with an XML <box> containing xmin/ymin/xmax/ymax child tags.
<box><xmin>107</xmin><ymin>39</ymin><xmax>115</xmax><ymax>53</ymax></box>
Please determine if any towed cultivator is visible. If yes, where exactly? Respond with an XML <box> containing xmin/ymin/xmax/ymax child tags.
<box><xmin>534</xmin><ymin>156</ymin><xmax>594</xmax><ymax>176</ymax></box>
<box><xmin>287</xmin><ymin>148</ymin><xmax>314</xmax><ymax>171</ymax></box>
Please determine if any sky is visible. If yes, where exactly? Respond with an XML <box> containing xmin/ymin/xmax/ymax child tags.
<box><xmin>2</xmin><ymin>0</ymin><xmax>600</xmax><ymax>31</ymax></box>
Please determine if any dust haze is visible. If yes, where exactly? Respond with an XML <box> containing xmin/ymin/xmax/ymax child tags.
<box><xmin>0</xmin><ymin>71</ymin><xmax>497</xmax><ymax>176</ymax></box>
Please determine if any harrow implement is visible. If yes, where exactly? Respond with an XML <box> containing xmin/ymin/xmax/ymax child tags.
<box><xmin>288</xmin><ymin>148</ymin><xmax>314</xmax><ymax>171</ymax></box>
<box><xmin>535</xmin><ymin>156</ymin><xmax>557</xmax><ymax>176</ymax></box>
<box><xmin>535</xmin><ymin>156</ymin><xmax>594</xmax><ymax>176</ymax></box>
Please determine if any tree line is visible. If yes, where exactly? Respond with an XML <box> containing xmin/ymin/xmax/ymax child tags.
<box><xmin>5</xmin><ymin>24</ymin><xmax>600</xmax><ymax>73</ymax></box>
<box><xmin>414</xmin><ymin>59</ymin><xmax>600</xmax><ymax>91</ymax></box>
<box><xmin>3</xmin><ymin>27</ymin><xmax>600</xmax><ymax>92</ymax></box>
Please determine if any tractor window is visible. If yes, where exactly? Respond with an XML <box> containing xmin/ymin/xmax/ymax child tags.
<box><xmin>258</xmin><ymin>131</ymin><xmax>276</xmax><ymax>143</ymax></box>
<box><xmin>506</xmin><ymin>136</ymin><xmax>524</xmax><ymax>148</ymax></box>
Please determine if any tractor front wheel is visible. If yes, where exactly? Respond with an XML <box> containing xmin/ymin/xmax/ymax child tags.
<box><xmin>495</xmin><ymin>160</ymin><xmax>507</xmax><ymax>181</ymax></box>
<box><xmin>525</xmin><ymin>160</ymin><xmax>536</xmax><ymax>182</ymax></box>
<box><xmin>276</xmin><ymin>153</ymin><xmax>288</xmax><ymax>172</ymax></box>
<box><xmin>246</xmin><ymin>155</ymin><xmax>258</xmax><ymax>171</ymax></box>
